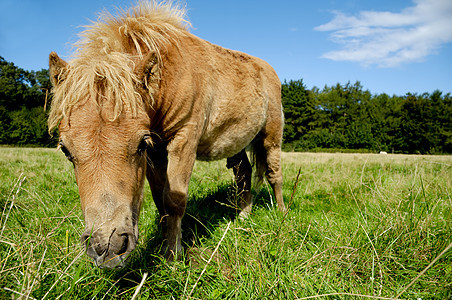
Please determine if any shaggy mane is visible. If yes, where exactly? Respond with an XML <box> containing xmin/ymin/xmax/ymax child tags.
<box><xmin>48</xmin><ymin>1</ymin><xmax>190</xmax><ymax>132</ymax></box>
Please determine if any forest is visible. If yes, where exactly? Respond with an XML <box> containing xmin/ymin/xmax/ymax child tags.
<box><xmin>282</xmin><ymin>80</ymin><xmax>451</xmax><ymax>154</ymax></box>
<box><xmin>1</xmin><ymin>56</ymin><xmax>451</xmax><ymax>153</ymax></box>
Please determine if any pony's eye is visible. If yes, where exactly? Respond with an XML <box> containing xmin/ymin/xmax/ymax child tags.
<box><xmin>137</xmin><ymin>135</ymin><xmax>151</xmax><ymax>155</ymax></box>
<box><xmin>59</xmin><ymin>142</ymin><xmax>74</xmax><ymax>161</ymax></box>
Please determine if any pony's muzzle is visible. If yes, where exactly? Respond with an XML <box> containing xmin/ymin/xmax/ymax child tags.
<box><xmin>81</xmin><ymin>228</ymin><xmax>135</xmax><ymax>269</ymax></box>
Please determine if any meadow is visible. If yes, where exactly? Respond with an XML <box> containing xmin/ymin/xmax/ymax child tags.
<box><xmin>0</xmin><ymin>147</ymin><xmax>451</xmax><ymax>299</ymax></box>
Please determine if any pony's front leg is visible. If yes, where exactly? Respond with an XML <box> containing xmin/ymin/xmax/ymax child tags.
<box><xmin>162</xmin><ymin>134</ymin><xmax>197</xmax><ymax>261</ymax></box>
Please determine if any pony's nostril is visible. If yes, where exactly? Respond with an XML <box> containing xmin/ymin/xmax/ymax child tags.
<box><xmin>81</xmin><ymin>232</ymin><xmax>106</xmax><ymax>257</ymax></box>
<box><xmin>81</xmin><ymin>233</ymin><xmax>91</xmax><ymax>247</ymax></box>
<box><xmin>119</xmin><ymin>233</ymin><xmax>129</xmax><ymax>255</ymax></box>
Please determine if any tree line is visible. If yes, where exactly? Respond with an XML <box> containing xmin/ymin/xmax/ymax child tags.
<box><xmin>0</xmin><ymin>57</ymin><xmax>451</xmax><ymax>153</ymax></box>
<box><xmin>282</xmin><ymin>80</ymin><xmax>451</xmax><ymax>154</ymax></box>
<box><xmin>0</xmin><ymin>57</ymin><xmax>55</xmax><ymax>146</ymax></box>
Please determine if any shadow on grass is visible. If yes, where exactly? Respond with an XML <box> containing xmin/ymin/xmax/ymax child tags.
<box><xmin>182</xmin><ymin>182</ymin><xmax>276</xmax><ymax>247</ymax></box>
<box><xmin>110</xmin><ymin>182</ymin><xmax>276</xmax><ymax>289</ymax></box>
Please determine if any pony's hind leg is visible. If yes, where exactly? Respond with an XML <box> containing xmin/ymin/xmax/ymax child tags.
<box><xmin>227</xmin><ymin>149</ymin><xmax>252</xmax><ymax>218</ymax></box>
<box><xmin>264</xmin><ymin>145</ymin><xmax>285</xmax><ymax>212</ymax></box>
<box><xmin>255</xmin><ymin>134</ymin><xmax>286</xmax><ymax>213</ymax></box>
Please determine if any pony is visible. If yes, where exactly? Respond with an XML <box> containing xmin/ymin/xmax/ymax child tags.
<box><xmin>48</xmin><ymin>1</ymin><xmax>285</xmax><ymax>268</ymax></box>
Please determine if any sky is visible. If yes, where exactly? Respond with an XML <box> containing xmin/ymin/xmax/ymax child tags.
<box><xmin>1</xmin><ymin>0</ymin><xmax>451</xmax><ymax>96</ymax></box>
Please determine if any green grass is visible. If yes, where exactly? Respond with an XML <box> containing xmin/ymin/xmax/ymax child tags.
<box><xmin>1</xmin><ymin>148</ymin><xmax>451</xmax><ymax>299</ymax></box>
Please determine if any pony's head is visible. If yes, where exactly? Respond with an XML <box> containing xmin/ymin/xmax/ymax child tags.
<box><xmin>49</xmin><ymin>51</ymin><xmax>158</xmax><ymax>268</ymax></box>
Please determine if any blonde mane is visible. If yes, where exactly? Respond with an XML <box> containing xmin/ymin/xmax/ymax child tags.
<box><xmin>48</xmin><ymin>1</ymin><xmax>190</xmax><ymax>132</ymax></box>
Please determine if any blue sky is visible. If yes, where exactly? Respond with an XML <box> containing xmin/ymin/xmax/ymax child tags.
<box><xmin>1</xmin><ymin>0</ymin><xmax>451</xmax><ymax>95</ymax></box>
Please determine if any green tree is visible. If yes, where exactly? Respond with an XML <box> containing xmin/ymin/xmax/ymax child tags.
<box><xmin>397</xmin><ymin>93</ymin><xmax>432</xmax><ymax>153</ymax></box>
<box><xmin>0</xmin><ymin>56</ymin><xmax>53</xmax><ymax>146</ymax></box>
<box><xmin>281</xmin><ymin>79</ymin><xmax>315</xmax><ymax>148</ymax></box>
<box><xmin>429</xmin><ymin>90</ymin><xmax>452</xmax><ymax>153</ymax></box>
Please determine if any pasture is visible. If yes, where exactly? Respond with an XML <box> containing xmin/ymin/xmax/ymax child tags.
<box><xmin>0</xmin><ymin>147</ymin><xmax>451</xmax><ymax>299</ymax></box>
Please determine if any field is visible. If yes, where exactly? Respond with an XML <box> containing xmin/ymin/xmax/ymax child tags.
<box><xmin>1</xmin><ymin>147</ymin><xmax>451</xmax><ymax>299</ymax></box>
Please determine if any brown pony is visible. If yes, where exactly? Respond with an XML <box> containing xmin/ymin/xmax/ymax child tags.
<box><xmin>49</xmin><ymin>1</ymin><xmax>285</xmax><ymax>268</ymax></box>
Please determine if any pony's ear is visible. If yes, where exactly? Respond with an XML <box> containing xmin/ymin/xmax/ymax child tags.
<box><xmin>49</xmin><ymin>52</ymin><xmax>68</xmax><ymax>86</ymax></box>
<box><xmin>135</xmin><ymin>51</ymin><xmax>159</xmax><ymax>82</ymax></box>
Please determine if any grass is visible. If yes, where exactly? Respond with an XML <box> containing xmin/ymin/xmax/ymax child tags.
<box><xmin>1</xmin><ymin>148</ymin><xmax>451</xmax><ymax>299</ymax></box>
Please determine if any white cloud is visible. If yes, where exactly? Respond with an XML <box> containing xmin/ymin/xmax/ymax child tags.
<box><xmin>315</xmin><ymin>0</ymin><xmax>452</xmax><ymax>67</ymax></box>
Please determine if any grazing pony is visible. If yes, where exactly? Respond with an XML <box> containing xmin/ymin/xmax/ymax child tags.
<box><xmin>49</xmin><ymin>1</ymin><xmax>285</xmax><ymax>268</ymax></box>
